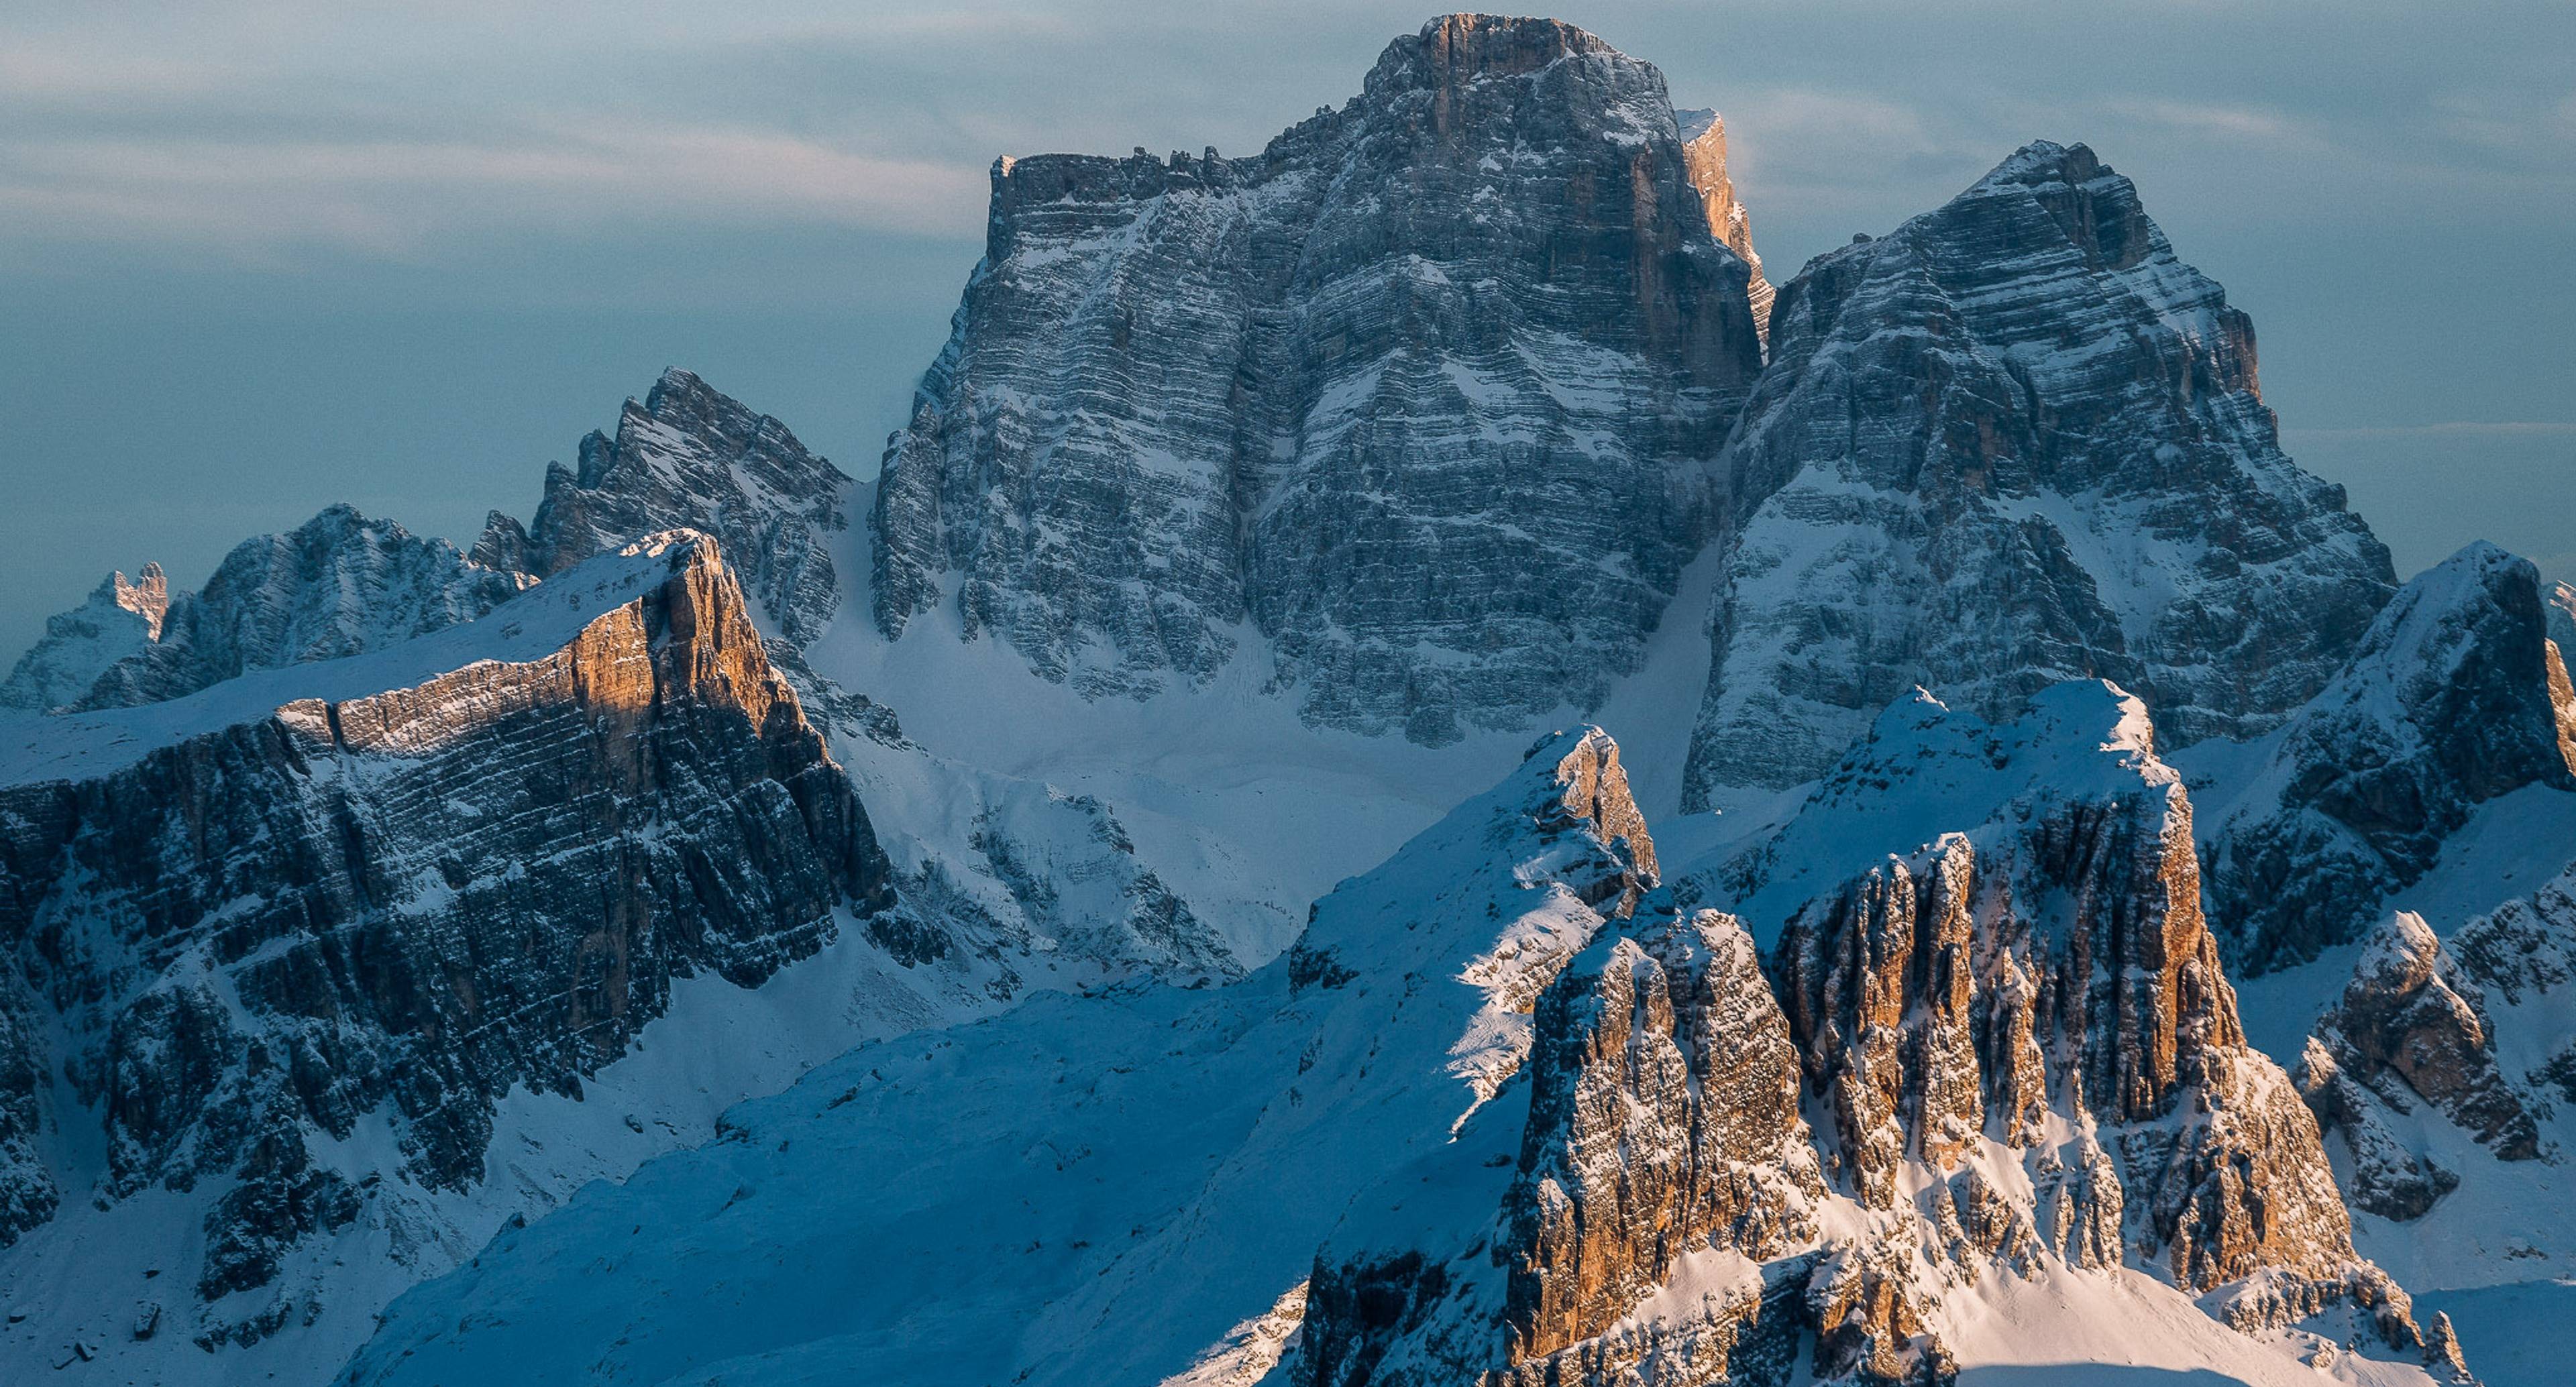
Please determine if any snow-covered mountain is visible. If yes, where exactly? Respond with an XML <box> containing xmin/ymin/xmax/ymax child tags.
<box><xmin>1680</xmin><ymin>140</ymin><xmax>2395</xmax><ymax>808</ymax></box>
<box><xmin>0</xmin><ymin>564</ymin><xmax>168</xmax><ymax>713</ymax></box>
<box><xmin>4</xmin><ymin>11</ymin><xmax>2574</xmax><ymax>1386</ymax></box>
<box><xmin>474</xmin><ymin>368</ymin><xmax>852</xmax><ymax>649</ymax></box>
<box><xmin>870</xmin><ymin>15</ymin><xmax>1763</xmax><ymax>744</ymax></box>
<box><xmin>2190</xmin><ymin>543</ymin><xmax>2576</xmax><ymax>975</ymax></box>
<box><xmin>3</xmin><ymin>508</ymin><xmax>527</xmax><ymax>714</ymax></box>
<box><xmin>340</xmin><ymin>702</ymin><xmax>2469</xmax><ymax>1387</ymax></box>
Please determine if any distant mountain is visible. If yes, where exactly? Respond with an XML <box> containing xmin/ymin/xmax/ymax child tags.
<box><xmin>3</xmin><ymin>508</ymin><xmax>524</xmax><ymax>714</ymax></box>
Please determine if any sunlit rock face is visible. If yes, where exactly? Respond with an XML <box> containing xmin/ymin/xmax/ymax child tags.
<box><xmin>0</xmin><ymin>564</ymin><xmax>170</xmax><ymax>712</ymax></box>
<box><xmin>2200</xmin><ymin>542</ymin><xmax>2576</xmax><ymax>973</ymax></box>
<box><xmin>0</xmin><ymin>535</ymin><xmax>890</xmax><ymax>1341</ymax></box>
<box><xmin>476</xmin><ymin>368</ymin><xmax>853</xmax><ymax>649</ymax></box>
<box><xmin>1683</xmin><ymin>140</ymin><xmax>2394</xmax><ymax>807</ymax></box>
<box><xmin>1677</xmin><ymin>108</ymin><xmax>1772</xmax><ymax>349</ymax></box>
<box><xmin>872</xmin><ymin>14</ymin><xmax>1763</xmax><ymax>744</ymax></box>
<box><xmin>1293</xmin><ymin>686</ymin><xmax>2450</xmax><ymax>1387</ymax></box>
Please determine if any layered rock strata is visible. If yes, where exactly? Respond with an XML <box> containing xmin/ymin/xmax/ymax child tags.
<box><xmin>476</xmin><ymin>368</ymin><xmax>852</xmax><ymax>647</ymax></box>
<box><xmin>2200</xmin><ymin>542</ymin><xmax>2576</xmax><ymax>972</ymax></box>
<box><xmin>872</xmin><ymin>14</ymin><xmax>1764</xmax><ymax>744</ymax></box>
<box><xmin>1683</xmin><ymin>141</ymin><xmax>2394</xmax><ymax>806</ymax></box>
<box><xmin>0</xmin><ymin>534</ymin><xmax>888</xmax><ymax>1339</ymax></box>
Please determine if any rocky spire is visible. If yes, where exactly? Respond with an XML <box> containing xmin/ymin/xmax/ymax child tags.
<box><xmin>477</xmin><ymin>368</ymin><xmax>852</xmax><ymax>647</ymax></box>
<box><xmin>1677</xmin><ymin>108</ymin><xmax>1774</xmax><ymax>349</ymax></box>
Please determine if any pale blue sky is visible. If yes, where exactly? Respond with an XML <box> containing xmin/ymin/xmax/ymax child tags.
<box><xmin>3</xmin><ymin>1</ymin><xmax>2571</xmax><ymax>657</ymax></box>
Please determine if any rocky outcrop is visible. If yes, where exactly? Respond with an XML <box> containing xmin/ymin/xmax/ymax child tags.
<box><xmin>2312</xmin><ymin>913</ymin><xmax>2538</xmax><ymax>1160</ymax></box>
<box><xmin>476</xmin><ymin>368</ymin><xmax>851</xmax><ymax>648</ymax></box>
<box><xmin>15</xmin><ymin>509</ymin><xmax>527</xmax><ymax>714</ymax></box>
<box><xmin>0</xmin><ymin>534</ymin><xmax>889</xmax><ymax>1337</ymax></box>
<box><xmin>1292</xmin><ymin>685</ymin><xmax>2453</xmax><ymax>1385</ymax></box>
<box><xmin>0</xmin><ymin>565</ymin><xmax>169</xmax><ymax>712</ymax></box>
<box><xmin>1692</xmin><ymin>684</ymin><xmax>2436</xmax><ymax>1331</ymax></box>
<box><xmin>2202</xmin><ymin>542</ymin><xmax>2576</xmax><ymax>972</ymax></box>
<box><xmin>872</xmin><ymin>14</ymin><xmax>1762</xmax><ymax>744</ymax></box>
<box><xmin>1504</xmin><ymin>911</ymin><xmax>1820</xmax><ymax>1363</ymax></box>
<box><xmin>1678</xmin><ymin>109</ymin><xmax>1772</xmax><ymax>349</ymax></box>
<box><xmin>2304</xmin><ymin>882</ymin><xmax>2576</xmax><ymax>1223</ymax></box>
<box><xmin>1683</xmin><ymin>140</ymin><xmax>2394</xmax><ymax>806</ymax></box>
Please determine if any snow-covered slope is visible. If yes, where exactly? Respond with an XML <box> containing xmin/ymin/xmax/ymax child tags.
<box><xmin>0</xmin><ymin>529</ymin><xmax>1257</xmax><ymax>1384</ymax></box>
<box><xmin>343</xmin><ymin>704</ymin><xmax>2473</xmax><ymax>1387</ymax></box>
<box><xmin>1681</xmin><ymin>140</ymin><xmax>2394</xmax><ymax>808</ymax></box>
<box><xmin>339</xmin><ymin>727</ymin><xmax>1658</xmax><ymax>1386</ymax></box>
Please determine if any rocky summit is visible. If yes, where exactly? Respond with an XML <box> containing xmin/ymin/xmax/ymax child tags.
<box><xmin>872</xmin><ymin>14</ymin><xmax>1763</xmax><ymax>744</ymax></box>
<box><xmin>2</xmin><ymin>11</ymin><xmax>2569</xmax><ymax>1387</ymax></box>
<box><xmin>1682</xmin><ymin>140</ymin><xmax>2394</xmax><ymax>806</ymax></box>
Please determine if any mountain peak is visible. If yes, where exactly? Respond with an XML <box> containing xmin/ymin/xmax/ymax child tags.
<box><xmin>1974</xmin><ymin>137</ymin><xmax>2094</xmax><ymax>186</ymax></box>
<box><xmin>484</xmin><ymin>369</ymin><xmax>851</xmax><ymax>645</ymax></box>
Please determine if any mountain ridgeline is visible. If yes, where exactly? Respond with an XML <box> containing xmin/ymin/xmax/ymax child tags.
<box><xmin>1</xmin><ymin>12</ymin><xmax>2571</xmax><ymax>1387</ymax></box>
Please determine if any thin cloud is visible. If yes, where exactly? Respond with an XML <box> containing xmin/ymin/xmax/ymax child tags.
<box><xmin>0</xmin><ymin>121</ymin><xmax>988</xmax><ymax>260</ymax></box>
<box><xmin>2284</xmin><ymin>422</ymin><xmax>2576</xmax><ymax>440</ymax></box>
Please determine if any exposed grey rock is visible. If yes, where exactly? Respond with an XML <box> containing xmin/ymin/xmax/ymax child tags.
<box><xmin>0</xmin><ymin>565</ymin><xmax>168</xmax><ymax>712</ymax></box>
<box><xmin>1503</xmin><ymin>911</ymin><xmax>1820</xmax><ymax>1364</ymax></box>
<box><xmin>2200</xmin><ymin>542</ymin><xmax>2576</xmax><ymax>972</ymax></box>
<box><xmin>1684</xmin><ymin>140</ymin><xmax>2394</xmax><ymax>806</ymax></box>
<box><xmin>38</xmin><ymin>509</ymin><xmax>526</xmax><ymax>713</ymax></box>
<box><xmin>0</xmin><ymin>535</ymin><xmax>888</xmax><ymax>1335</ymax></box>
<box><xmin>477</xmin><ymin>368</ymin><xmax>851</xmax><ymax>647</ymax></box>
<box><xmin>2312</xmin><ymin>912</ymin><xmax>2538</xmax><ymax>1160</ymax></box>
<box><xmin>872</xmin><ymin>14</ymin><xmax>1762</xmax><ymax>744</ymax></box>
<box><xmin>2306</xmin><ymin>873</ymin><xmax>2576</xmax><ymax>1225</ymax></box>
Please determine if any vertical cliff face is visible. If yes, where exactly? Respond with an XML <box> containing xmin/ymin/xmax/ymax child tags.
<box><xmin>1676</xmin><ymin>109</ymin><xmax>1772</xmax><ymax>349</ymax></box>
<box><xmin>1684</xmin><ymin>140</ymin><xmax>2394</xmax><ymax>806</ymax></box>
<box><xmin>339</xmin><ymin>727</ymin><xmax>1667</xmax><ymax>1387</ymax></box>
<box><xmin>872</xmin><ymin>14</ymin><xmax>1762</xmax><ymax>744</ymax></box>
<box><xmin>0</xmin><ymin>564</ymin><xmax>168</xmax><ymax>712</ymax></box>
<box><xmin>1741</xmin><ymin>685</ymin><xmax>2368</xmax><ymax>1297</ymax></box>
<box><xmin>1283</xmin><ymin>685</ymin><xmax>2455</xmax><ymax>1387</ymax></box>
<box><xmin>1501</xmin><ymin>910</ymin><xmax>1820</xmax><ymax>1372</ymax></box>
<box><xmin>476</xmin><ymin>368</ymin><xmax>853</xmax><ymax>648</ymax></box>
<box><xmin>2199</xmin><ymin>542</ymin><xmax>2576</xmax><ymax>973</ymax></box>
<box><xmin>0</xmin><ymin>534</ymin><xmax>890</xmax><ymax>1345</ymax></box>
